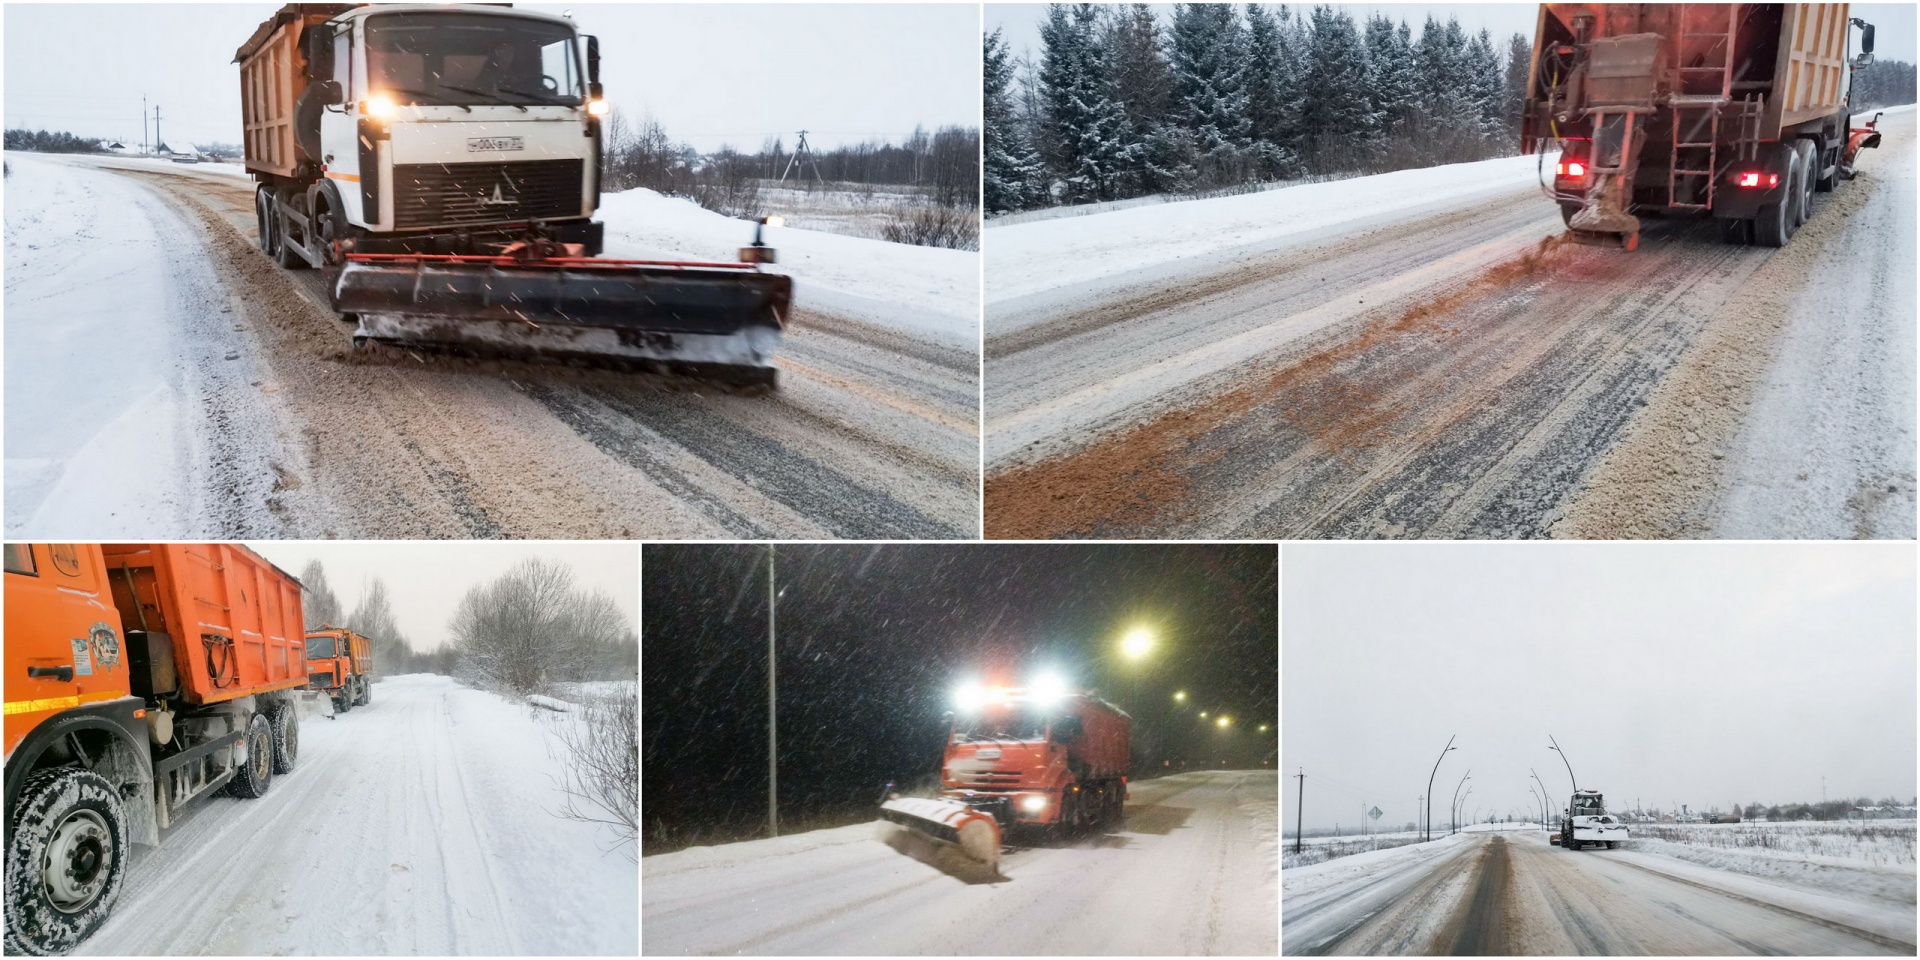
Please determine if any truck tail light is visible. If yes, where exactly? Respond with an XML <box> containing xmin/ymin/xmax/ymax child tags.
<box><xmin>1736</xmin><ymin>171</ymin><xmax>1779</xmax><ymax>188</ymax></box>
<box><xmin>1557</xmin><ymin>161</ymin><xmax>1586</xmax><ymax>178</ymax></box>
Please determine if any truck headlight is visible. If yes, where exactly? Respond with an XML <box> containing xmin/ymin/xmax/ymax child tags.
<box><xmin>586</xmin><ymin>98</ymin><xmax>610</xmax><ymax>117</ymax></box>
<box><xmin>363</xmin><ymin>94</ymin><xmax>398</xmax><ymax>120</ymax></box>
<box><xmin>1021</xmin><ymin>795</ymin><xmax>1047</xmax><ymax>812</ymax></box>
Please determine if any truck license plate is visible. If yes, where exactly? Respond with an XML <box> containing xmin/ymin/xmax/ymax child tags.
<box><xmin>468</xmin><ymin>137</ymin><xmax>524</xmax><ymax>152</ymax></box>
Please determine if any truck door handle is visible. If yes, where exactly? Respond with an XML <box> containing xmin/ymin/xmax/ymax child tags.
<box><xmin>27</xmin><ymin>666</ymin><xmax>74</xmax><ymax>682</ymax></box>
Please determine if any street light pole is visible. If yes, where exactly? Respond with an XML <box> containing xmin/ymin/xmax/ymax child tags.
<box><xmin>1531</xmin><ymin>767</ymin><xmax>1555</xmax><ymax>828</ymax></box>
<box><xmin>1424</xmin><ymin>736</ymin><xmax>1456</xmax><ymax>843</ymax></box>
<box><xmin>1451</xmin><ymin>770</ymin><xmax>1472</xmax><ymax>835</ymax></box>
<box><xmin>1548</xmin><ymin>734</ymin><xmax>1577</xmax><ymax>797</ymax></box>
<box><xmin>767</xmin><ymin>544</ymin><xmax>779</xmax><ymax>839</ymax></box>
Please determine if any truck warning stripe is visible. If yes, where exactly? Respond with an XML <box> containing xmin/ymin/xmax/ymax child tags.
<box><xmin>326</xmin><ymin>172</ymin><xmax>362</xmax><ymax>182</ymax></box>
<box><xmin>4</xmin><ymin>691</ymin><xmax>128</xmax><ymax>715</ymax></box>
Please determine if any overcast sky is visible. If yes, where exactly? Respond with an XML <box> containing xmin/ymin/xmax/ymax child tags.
<box><xmin>986</xmin><ymin>3</ymin><xmax>1916</xmax><ymax>65</ymax></box>
<box><xmin>4</xmin><ymin>4</ymin><xmax>979</xmax><ymax>152</ymax></box>
<box><xmin>1283</xmin><ymin>543</ymin><xmax>1915</xmax><ymax>833</ymax></box>
<box><xmin>248</xmin><ymin>542</ymin><xmax>637</xmax><ymax>653</ymax></box>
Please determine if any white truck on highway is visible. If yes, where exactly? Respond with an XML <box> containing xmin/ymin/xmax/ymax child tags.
<box><xmin>1559</xmin><ymin>789</ymin><xmax>1631</xmax><ymax>850</ymax></box>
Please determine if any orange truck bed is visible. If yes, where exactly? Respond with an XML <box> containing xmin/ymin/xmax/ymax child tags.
<box><xmin>234</xmin><ymin>3</ymin><xmax>352</xmax><ymax>178</ymax></box>
<box><xmin>101</xmin><ymin>544</ymin><xmax>308</xmax><ymax>705</ymax></box>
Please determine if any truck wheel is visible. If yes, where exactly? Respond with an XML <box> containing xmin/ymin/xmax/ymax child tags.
<box><xmin>226</xmin><ymin>714</ymin><xmax>275</xmax><ymax>799</ymax></box>
<box><xmin>268</xmin><ymin>701</ymin><xmax>299</xmax><ymax>774</ymax></box>
<box><xmin>335</xmin><ymin>693</ymin><xmax>350</xmax><ymax>715</ymax></box>
<box><xmin>1753</xmin><ymin>197</ymin><xmax>1793</xmax><ymax>248</ymax></box>
<box><xmin>4</xmin><ymin>768</ymin><xmax>128</xmax><ymax>956</ymax></box>
<box><xmin>274</xmin><ymin>190</ymin><xmax>311</xmax><ymax>271</ymax></box>
<box><xmin>355</xmin><ymin>678</ymin><xmax>370</xmax><ymax>707</ymax></box>
<box><xmin>1815</xmin><ymin>142</ymin><xmax>1840</xmax><ymax>192</ymax></box>
<box><xmin>255</xmin><ymin>188</ymin><xmax>278</xmax><ymax>257</ymax></box>
<box><xmin>1559</xmin><ymin>205</ymin><xmax>1578</xmax><ymax>229</ymax></box>
<box><xmin>1790</xmin><ymin>141</ymin><xmax>1816</xmax><ymax>226</ymax></box>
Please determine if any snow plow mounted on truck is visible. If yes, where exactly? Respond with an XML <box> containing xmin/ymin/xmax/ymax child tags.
<box><xmin>4</xmin><ymin>544</ymin><xmax>308</xmax><ymax>955</ymax></box>
<box><xmin>236</xmin><ymin>4</ymin><xmax>791</xmax><ymax>384</ymax></box>
<box><xmin>879</xmin><ymin>680</ymin><xmax>1129</xmax><ymax>871</ymax></box>
<box><xmin>1557</xmin><ymin>789</ymin><xmax>1631</xmax><ymax>849</ymax></box>
<box><xmin>1523</xmin><ymin>3</ymin><xmax>1882</xmax><ymax>250</ymax></box>
<box><xmin>305</xmin><ymin>624</ymin><xmax>373</xmax><ymax>712</ymax></box>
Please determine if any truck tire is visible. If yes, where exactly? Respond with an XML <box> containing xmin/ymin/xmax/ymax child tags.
<box><xmin>355</xmin><ymin>677</ymin><xmax>370</xmax><ymax>707</ymax></box>
<box><xmin>1815</xmin><ymin>140</ymin><xmax>1840</xmax><ymax>192</ymax></box>
<box><xmin>1753</xmin><ymin>196</ymin><xmax>1793</xmax><ymax>248</ymax></box>
<box><xmin>268</xmin><ymin>700</ymin><xmax>299</xmax><ymax>774</ymax></box>
<box><xmin>4</xmin><ymin>768</ymin><xmax>128</xmax><ymax>956</ymax></box>
<box><xmin>226</xmin><ymin>713</ymin><xmax>275</xmax><ymax>799</ymax></box>
<box><xmin>255</xmin><ymin>188</ymin><xmax>278</xmax><ymax>257</ymax></box>
<box><xmin>273</xmin><ymin>190</ymin><xmax>311</xmax><ymax>271</ymax></box>
<box><xmin>1790</xmin><ymin>141</ymin><xmax>1816</xmax><ymax>226</ymax></box>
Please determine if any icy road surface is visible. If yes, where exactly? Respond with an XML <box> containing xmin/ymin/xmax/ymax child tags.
<box><xmin>642</xmin><ymin>770</ymin><xmax>1278</xmax><ymax>955</ymax></box>
<box><xmin>73</xmin><ymin>675</ymin><xmax>637</xmax><ymax>956</ymax></box>
<box><xmin>1283</xmin><ymin>828</ymin><xmax>1915</xmax><ymax>955</ymax></box>
<box><xmin>983</xmin><ymin>108</ymin><xmax>1915</xmax><ymax>540</ymax></box>
<box><xmin>3</xmin><ymin>153</ymin><xmax>978</xmax><ymax>539</ymax></box>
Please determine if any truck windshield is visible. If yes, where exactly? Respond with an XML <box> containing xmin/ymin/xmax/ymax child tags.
<box><xmin>951</xmin><ymin>711</ymin><xmax>1049</xmax><ymax>744</ymax></box>
<box><xmin>366</xmin><ymin>13</ymin><xmax>583</xmax><ymax>107</ymax></box>
<box><xmin>1574</xmin><ymin>795</ymin><xmax>1603</xmax><ymax>813</ymax></box>
<box><xmin>306</xmin><ymin>635</ymin><xmax>337</xmax><ymax>659</ymax></box>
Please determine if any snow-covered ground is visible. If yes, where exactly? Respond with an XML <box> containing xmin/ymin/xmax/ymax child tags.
<box><xmin>75</xmin><ymin>674</ymin><xmax>637</xmax><ymax>955</ymax></box>
<box><xmin>598</xmin><ymin>188</ymin><xmax>978</xmax><ymax>351</ymax></box>
<box><xmin>643</xmin><ymin>769</ymin><xmax>1276</xmax><ymax>955</ymax></box>
<box><xmin>1624</xmin><ymin>820</ymin><xmax>1917</xmax><ymax>904</ymax></box>
<box><xmin>3</xmin><ymin>151</ymin><xmax>295</xmax><ymax>537</ymax></box>
<box><xmin>984</xmin><ymin>149</ymin><xmax>1558</xmax><ymax>332</ymax></box>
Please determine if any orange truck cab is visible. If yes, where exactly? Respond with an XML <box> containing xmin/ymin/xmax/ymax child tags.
<box><xmin>3</xmin><ymin>544</ymin><xmax>308</xmax><ymax>956</ymax></box>
<box><xmin>304</xmin><ymin>625</ymin><xmax>374</xmax><ymax>712</ymax></box>
<box><xmin>939</xmin><ymin>683</ymin><xmax>1130</xmax><ymax>836</ymax></box>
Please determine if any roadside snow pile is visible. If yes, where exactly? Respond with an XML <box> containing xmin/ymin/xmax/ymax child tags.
<box><xmin>597</xmin><ymin>188</ymin><xmax>977</xmax><ymax>351</ymax></box>
<box><xmin>1283</xmin><ymin>831</ymin><xmax>1474</xmax><ymax>901</ymax></box>
<box><xmin>1285</xmin><ymin>832</ymin><xmax>1427</xmax><ymax>869</ymax></box>
<box><xmin>1625</xmin><ymin>820</ymin><xmax>1917</xmax><ymax>905</ymax></box>
<box><xmin>985</xmin><ymin>149</ymin><xmax>1558</xmax><ymax>311</ymax></box>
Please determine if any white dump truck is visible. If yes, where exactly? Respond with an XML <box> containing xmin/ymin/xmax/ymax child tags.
<box><xmin>235</xmin><ymin>3</ymin><xmax>790</xmax><ymax>383</ymax></box>
<box><xmin>1559</xmin><ymin>789</ymin><xmax>1631</xmax><ymax>849</ymax></box>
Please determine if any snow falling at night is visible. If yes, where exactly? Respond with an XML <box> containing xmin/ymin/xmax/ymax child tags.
<box><xmin>641</xmin><ymin>543</ymin><xmax>1277</xmax><ymax>854</ymax></box>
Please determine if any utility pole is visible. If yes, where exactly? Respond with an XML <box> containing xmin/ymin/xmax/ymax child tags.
<box><xmin>1293</xmin><ymin>769</ymin><xmax>1305</xmax><ymax>854</ymax></box>
<box><xmin>778</xmin><ymin>130</ymin><xmax>825</xmax><ymax>186</ymax></box>
<box><xmin>767</xmin><ymin>544</ymin><xmax>778</xmax><ymax>839</ymax></box>
<box><xmin>154</xmin><ymin>105</ymin><xmax>162</xmax><ymax>155</ymax></box>
<box><xmin>142</xmin><ymin>95</ymin><xmax>148</xmax><ymax>154</ymax></box>
<box><xmin>1424</xmin><ymin>735</ymin><xmax>1456</xmax><ymax>843</ymax></box>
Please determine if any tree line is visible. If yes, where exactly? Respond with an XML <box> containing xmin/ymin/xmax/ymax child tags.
<box><xmin>299</xmin><ymin>557</ymin><xmax>637</xmax><ymax>695</ymax></box>
<box><xmin>987</xmin><ymin>3</ymin><xmax>1534</xmax><ymax>213</ymax></box>
<box><xmin>1853</xmin><ymin>58</ymin><xmax>1918</xmax><ymax>112</ymax></box>
<box><xmin>3</xmin><ymin>129</ymin><xmax>106</xmax><ymax>154</ymax></box>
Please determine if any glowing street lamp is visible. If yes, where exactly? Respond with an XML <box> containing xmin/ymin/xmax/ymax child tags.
<box><xmin>1120</xmin><ymin>627</ymin><xmax>1154</xmax><ymax>661</ymax></box>
<box><xmin>1173</xmin><ymin>690</ymin><xmax>1187</xmax><ymax>703</ymax></box>
<box><xmin>1215</xmin><ymin>715</ymin><xmax>1232</xmax><ymax>729</ymax></box>
<box><xmin>1257</xmin><ymin>724</ymin><xmax>1269</xmax><ymax>733</ymax></box>
<box><xmin>1199</xmin><ymin>711</ymin><xmax>1209</xmax><ymax>719</ymax></box>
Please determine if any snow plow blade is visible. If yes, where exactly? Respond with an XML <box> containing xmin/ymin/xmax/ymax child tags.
<box><xmin>331</xmin><ymin>254</ymin><xmax>791</xmax><ymax>384</ymax></box>
<box><xmin>878</xmin><ymin>797</ymin><xmax>1001</xmax><ymax>867</ymax></box>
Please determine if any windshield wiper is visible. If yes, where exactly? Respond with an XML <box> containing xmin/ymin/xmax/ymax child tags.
<box><xmin>381</xmin><ymin>86</ymin><xmax>470</xmax><ymax>113</ymax></box>
<box><xmin>498</xmin><ymin>84</ymin><xmax>573</xmax><ymax>107</ymax></box>
<box><xmin>439</xmin><ymin>83</ymin><xmax>534</xmax><ymax>111</ymax></box>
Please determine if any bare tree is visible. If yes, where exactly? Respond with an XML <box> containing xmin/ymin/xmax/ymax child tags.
<box><xmin>449</xmin><ymin>557</ymin><xmax>580</xmax><ymax>694</ymax></box>
<box><xmin>299</xmin><ymin>559</ymin><xmax>343</xmax><ymax>631</ymax></box>
<box><xmin>349</xmin><ymin>577</ymin><xmax>400</xmax><ymax>678</ymax></box>
<box><xmin>551</xmin><ymin>687</ymin><xmax>638</xmax><ymax>860</ymax></box>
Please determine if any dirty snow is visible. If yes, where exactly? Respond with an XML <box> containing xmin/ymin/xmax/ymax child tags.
<box><xmin>643</xmin><ymin>769</ymin><xmax>1276</xmax><ymax>955</ymax></box>
<box><xmin>598</xmin><ymin>188</ymin><xmax>978</xmax><ymax>351</ymax></box>
<box><xmin>74</xmin><ymin>674</ymin><xmax>637</xmax><ymax>956</ymax></box>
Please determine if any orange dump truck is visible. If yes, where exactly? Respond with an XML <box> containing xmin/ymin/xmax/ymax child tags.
<box><xmin>4</xmin><ymin>544</ymin><xmax>308</xmax><ymax>955</ymax></box>
<box><xmin>305</xmin><ymin>625</ymin><xmax>374</xmax><ymax>712</ymax></box>
<box><xmin>880</xmin><ymin>680</ymin><xmax>1129</xmax><ymax>868</ymax></box>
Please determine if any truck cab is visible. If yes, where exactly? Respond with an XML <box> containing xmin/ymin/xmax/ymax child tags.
<box><xmin>939</xmin><ymin>686</ymin><xmax>1129</xmax><ymax>835</ymax></box>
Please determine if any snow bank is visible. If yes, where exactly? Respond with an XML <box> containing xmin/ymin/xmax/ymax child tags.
<box><xmin>597</xmin><ymin>188</ymin><xmax>978</xmax><ymax>351</ymax></box>
<box><xmin>1283</xmin><ymin>830</ymin><xmax>1475</xmax><ymax>900</ymax></box>
<box><xmin>1623</xmin><ymin>820</ymin><xmax>1917</xmax><ymax>905</ymax></box>
<box><xmin>985</xmin><ymin>150</ymin><xmax>1558</xmax><ymax>314</ymax></box>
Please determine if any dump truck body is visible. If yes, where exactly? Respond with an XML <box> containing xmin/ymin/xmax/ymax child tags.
<box><xmin>5</xmin><ymin>544</ymin><xmax>307</xmax><ymax>956</ymax></box>
<box><xmin>235</xmin><ymin>3</ymin><xmax>790</xmax><ymax>382</ymax></box>
<box><xmin>304</xmin><ymin>626</ymin><xmax>374</xmax><ymax>712</ymax></box>
<box><xmin>1522</xmin><ymin>3</ymin><xmax>1881</xmax><ymax>249</ymax></box>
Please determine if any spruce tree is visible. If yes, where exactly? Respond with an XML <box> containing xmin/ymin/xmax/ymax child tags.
<box><xmin>1504</xmin><ymin>33</ymin><xmax>1533</xmax><ymax>141</ymax></box>
<box><xmin>1103</xmin><ymin>4</ymin><xmax>1187</xmax><ymax>193</ymax></box>
<box><xmin>1364</xmin><ymin>12</ymin><xmax>1419</xmax><ymax>135</ymax></box>
<box><xmin>1299</xmin><ymin>5</ymin><xmax>1379</xmax><ymax>168</ymax></box>
<box><xmin>1244</xmin><ymin>4</ymin><xmax>1302</xmax><ymax>178</ymax></box>
<box><xmin>1039</xmin><ymin>3</ymin><xmax>1135</xmax><ymax>203</ymax></box>
<box><xmin>985</xmin><ymin>28</ymin><xmax>1046</xmax><ymax>213</ymax></box>
<box><xmin>1169</xmin><ymin>3</ymin><xmax>1255</xmax><ymax>186</ymax></box>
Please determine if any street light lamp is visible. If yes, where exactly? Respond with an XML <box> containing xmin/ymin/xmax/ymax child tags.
<box><xmin>1424</xmin><ymin>736</ymin><xmax>1456</xmax><ymax>843</ymax></box>
<box><xmin>1451</xmin><ymin>770</ymin><xmax>1472</xmax><ymax>835</ymax></box>
<box><xmin>1121</xmin><ymin>627</ymin><xmax>1154</xmax><ymax>661</ymax></box>
<box><xmin>1548</xmin><ymin>734</ymin><xmax>1578</xmax><ymax>797</ymax></box>
<box><xmin>1173</xmin><ymin>690</ymin><xmax>1187</xmax><ymax>703</ymax></box>
<box><xmin>1215</xmin><ymin>715</ymin><xmax>1232</xmax><ymax>729</ymax></box>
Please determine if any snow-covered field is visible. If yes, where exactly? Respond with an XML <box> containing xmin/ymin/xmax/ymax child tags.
<box><xmin>74</xmin><ymin>674</ymin><xmax>637</xmax><ymax>955</ymax></box>
<box><xmin>753</xmin><ymin>183</ymin><xmax>970</xmax><ymax>244</ymax></box>
<box><xmin>984</xmin><ymin>149</ymin><xmax>1558</xmax><ymax>330</ymax></box>
<box><xmin>1624</xmin><ymin>820</ymin><xmax>1917</xmax><ymax>905</ymax></box>
<box><xmin>643</xmin><ymin>769</ymin><xmax>1276</xmax><ymax>955</ymax></box>
<box><xmin>598</xmin><ymin>187</ymin><xmax>978</xmax><ymax>351</ymax></box>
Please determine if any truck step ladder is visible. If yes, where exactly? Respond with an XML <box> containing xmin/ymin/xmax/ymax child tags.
<box><xmin>1668</xmin><ymin>4</ymin><xmax>1741</xmax><ymax>210</ymax></box>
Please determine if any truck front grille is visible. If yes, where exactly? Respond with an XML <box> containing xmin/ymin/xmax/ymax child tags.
<box><xmin>391</xmin><ymin>160</ymin><xmax>583</xmax><ymax>230</ymax></box>
<box><xmin>957</xmin><ymin>770</ymin><xmax>1025</xmax><ymax>787</ymax></box>
<box><xmin>308</xmin><ymin>672</ymin><xmax>335</xmax><ymax>687</ymax></box>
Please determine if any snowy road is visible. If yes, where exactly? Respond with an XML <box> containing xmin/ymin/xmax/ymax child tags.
<box><xmin>74</xmin><ymin>674</ymin><xmax>636</xmax><ymax>956</ymax></box>
<box><xmin>4</xmin><ymin>153</ymin><xmax>978</xmax><ymax>539</ymax></box>
<box><xmin>983</xmin><ymin>110</ymin><xmax>1914</xmax><ymax>540</ymax></box>
<box><xmin>642</xmin><ymin>770</ymin><xmax>1278</xmax><ymax>955</ymax></box>
<box><xmin>1284</xmin><ymin>829</ymin><xmax>1915</xmax><ymax>956</ymax></box>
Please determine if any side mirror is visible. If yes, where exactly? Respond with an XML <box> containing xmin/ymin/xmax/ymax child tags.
<box><xmin>304</xmin><ymin>28</ymin><xmax>333</xmax><ymax>81</ymax></box>
<box><xmin>1861</xmin><ymin>22</ymin><xmax>1876</xmax><ymax>54</ymax></box>
<box><xmin>586</xmin><ymin>35</ymin><xmax>601</xmax><ymax>85</ymax></box>
<box><xmin>1853</xmin><ymin>52</ymin><xmax>1875</xmax><ymax>70</ymax></box>
<box><xmin>315</xmin><ymin>80</ymin><xmax>345</xmax><ymax>106</ymax></box>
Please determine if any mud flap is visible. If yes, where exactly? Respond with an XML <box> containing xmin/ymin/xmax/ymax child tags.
<box><xmin>878</xmin><ymin>797</ymin><xmax>1002</xmax><ymax>867</ymax></box>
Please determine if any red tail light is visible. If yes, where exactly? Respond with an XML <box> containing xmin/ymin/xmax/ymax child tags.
<box><xmin>1557</xmin><ymin>161</ymin><xmax>1587</xmax><ymax>178</ymax></box>
<box><xmin>1735</xmin><ymin>172</ymin><xmax>1779</xmax><ymax>188</ymax></box>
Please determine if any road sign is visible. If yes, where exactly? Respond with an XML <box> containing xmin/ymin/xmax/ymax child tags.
<box><xmin>1369</xmin><ymin>806</ymin><xmax>1383</xmax><ymax>820</ymax></box>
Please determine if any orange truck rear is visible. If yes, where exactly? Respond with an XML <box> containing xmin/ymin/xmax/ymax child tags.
<box><xmin>304</xmin><ymin>625</ymin><xmax>374</xmax><ymax>712</ymax></box>
<box><xmin>4</xmin><ymin>544</ymin><xmax>308</xmax><ymax>956</ymax></box>
<box><xmin>880</xmin><ymin>678</ymin><xmax>1130</xmax><ymax>869</ymax></box>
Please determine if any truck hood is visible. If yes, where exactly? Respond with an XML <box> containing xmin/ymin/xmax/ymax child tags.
<box><xmin>944</xmin><ymin>740</ymin><xmax>1057</xmax><ymax>790</ymax></box>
